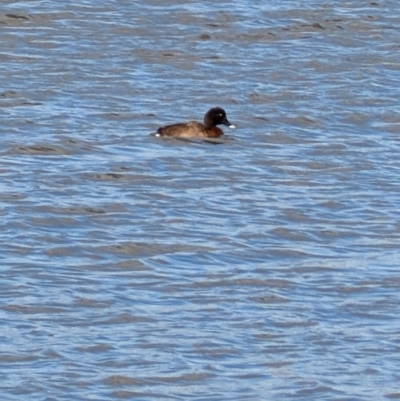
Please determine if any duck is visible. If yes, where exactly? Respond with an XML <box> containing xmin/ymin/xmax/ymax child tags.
<box><xmin>155</xmin><ymin>107</ymin><xmax>235</xmax><ymax>138</ymax></box>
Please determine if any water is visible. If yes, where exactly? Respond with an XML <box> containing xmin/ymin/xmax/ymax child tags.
<box><xmin>1</xmin><ymin>1</ymin><xmax>400</xmax><ymax>400</ymax></box>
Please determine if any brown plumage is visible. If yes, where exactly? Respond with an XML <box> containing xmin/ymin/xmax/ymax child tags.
<box><xmin>155</xmin><ymin>107</ymin><xmax>235</xmax><ymax>138</ymax></box>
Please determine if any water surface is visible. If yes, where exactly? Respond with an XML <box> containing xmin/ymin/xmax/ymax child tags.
<box><xmin>1</xmin><ymin>1</ymin><xmax>400</xmax><ymax>400</ymax></box>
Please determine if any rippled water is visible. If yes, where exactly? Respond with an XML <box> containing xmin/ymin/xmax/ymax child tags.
<box><xmin>1</xmin><ymin>1</ymin><xmax>400</xmax><ymax>400</ymax></box>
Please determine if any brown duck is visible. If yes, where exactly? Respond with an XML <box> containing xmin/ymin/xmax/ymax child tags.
<box><xmin>155</xmin><ymin>107</ymin><xmax>235</xmax><ymax>138</ymax></box>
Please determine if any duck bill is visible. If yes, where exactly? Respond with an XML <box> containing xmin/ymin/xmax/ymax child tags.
<box><xmin>223</xmin><ymin>118</ymin><xmax>235</xmax><ymax>129</ymax></box>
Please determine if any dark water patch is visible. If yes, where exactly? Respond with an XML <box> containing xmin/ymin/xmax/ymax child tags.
<box><xmin>101</xmin><ymin>241</ymin><xmax>216</xmax><ymax>257</ymax></box>
<box><xmin>45</xmin><ymin>242</ymin><xmax>216</xmax><ymax>260</ymax></box>
<box><xmin>0</xmin><ymin>13</ymin><xmax>31</xmax><ymax>25</ymax></box>
<box><xmin>0</xmin><ymin>90</ymin><xmax>20</xmax><ymax>98</ymax></box>
<box><xmin>13</xmin><ymin>145</ymin><xmax>71</xmax><ymax>155</ymax></box>
<box><xmin>5</xmin><ymin>13</ymin><xmax>30</xmax><ymax>20</ymax></box>
<box><xmin>97</xmin><ymin>312</ymin><xmax>155</xmax><ymax>326</ymax></box>
<box><xmin>111</xmin><ymin>391</ymin><xmax>175</xmax><ymax>399</ymax></box>
<box><xmin>75</xmin><ymin>343</ymin><xmax>114</xmax><ymax>353</ymax></box>
<box><xmin>103</xmin><ymin>375</ymin><xmax>143</xmax><ymax>386</ymax></box>
<box><xmin>251</xmin><ymin>295</ymin><xmax>290</xmax><ymax>304</ymax></box>
<box><xmin>386</xmin><ymin>393</ymin><xmax>400</xmax><ymax>399</ymax></box>
<box><xmin>2</xmin><ymin>304</ymin><xmax>69</xmax><ymax>315</ymax></box>
<box><xmin>84</xmin><ymin>172</ymin><xmax>157</xmax><ymax>182</ymax></box>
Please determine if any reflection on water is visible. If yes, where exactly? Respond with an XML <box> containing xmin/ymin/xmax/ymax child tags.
<box><xmin>1</xmin><ymin>1</ymin><xmax>400</xmax><ymax>400</ymax></box>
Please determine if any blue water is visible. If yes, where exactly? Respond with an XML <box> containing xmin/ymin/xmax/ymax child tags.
<box><xmin>1</xmin><ymin>1</ymin><xmax>400</xmax><ymax>400</ymax></box>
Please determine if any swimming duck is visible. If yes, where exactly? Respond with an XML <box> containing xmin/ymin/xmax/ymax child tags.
<box><xmin>155</xmin><ymin>107</ymin><xmax>235</xmax><ymax>138</ymax></box>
